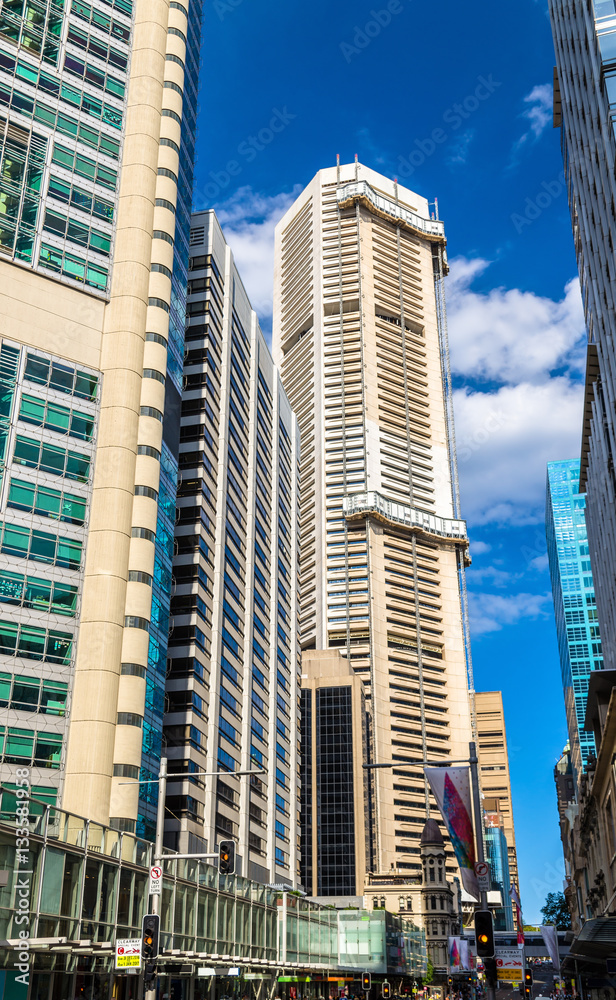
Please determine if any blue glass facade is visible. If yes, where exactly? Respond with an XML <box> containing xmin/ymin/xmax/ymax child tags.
<box><xmin>484</xmin><ymin>820</ymin><xmax>514</xmax><ymax>931</ymax></box>
<box><xmin>546</xmin><ymin>459</ymin><xmax>603</xmax><ymax>787</ymax></box>
<box><xmin>135</xmin><ymin>0</ymin><xmax>204</xmax><ymax>838</ymax></box>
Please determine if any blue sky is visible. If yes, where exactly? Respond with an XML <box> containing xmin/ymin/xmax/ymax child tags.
<box><xmin>194</xmin><ymin>0</ymin><xmax>585</xmax><ymax>921</ymax></box>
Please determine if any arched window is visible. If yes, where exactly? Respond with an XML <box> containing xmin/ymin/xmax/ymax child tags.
<box><xmin>407</xmin><ymin>896</ymin><xmax>413</xmax><ymax>911</ymax></box>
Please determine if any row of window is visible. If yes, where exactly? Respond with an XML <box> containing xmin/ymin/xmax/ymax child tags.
<box><xmin>0</xmin><ymin>618</ymin><xmax>72</xmax><ymax>664</ymax></box>
<box><xmin>0</xmin><ymin>725</ymin><xmax>63</xmax><ymax>767</ymax></box>
<box><xmin>0</xmin><ymin>671</ymin><xmax>68</xmax><ymax>713</ymax></box>
<box><xmin>0</xmin><ymin>521</ymin><xmax>82</xmax><ymax>569</ymax></box>
<box><xmin>52</xmin><ymin>142</ymin><xmax>117</xmax><ymax>192</ymax></box>
<box><xmin>0</xmin><ymin>569</ymin><xmax>78</xmax><ymax>616</ymax></box>
<box><xmin>9</xmin><ymin>477</ymin><xmax>86</xmax><ymax>525</ymax></box>
<box><xmin>39</xmin><ymin>242</ymin><xmax>108</xmax><ymax>291</ymax></box>
<box><xmin>71</xmin><ymin>0</ymin><xmax>131</xmax><ymax>43</ymax></box>
<box><xmin>43</xmin><ymin>208</ymin><xmax>111</xmax><ymax>256</ymax></box>
<box><xmin>13</xmin><ymin>434</ymin><xmax>91</xmax><ymax>483</ymax></box>
<box><xmin>2</xmin><ymin>52</ymin><xmax>123</xmax><ymax>130</ymax></box>
<box><xmin>0</xmin><ymin>80</ymin><xmax>121</xmax><ymax>160</ymax></box>
<box><xmin>48</xmin><ymin>175</ymin><xmax>114</xmax><ymax>223</ymax></box>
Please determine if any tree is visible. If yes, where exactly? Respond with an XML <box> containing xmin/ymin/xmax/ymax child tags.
<box><xmin>423</xmin><ymin>959</ymin><xmax>434</xmax><ymax>985</ymax></box>
<box><xmin>540</xmin><ymin>891</ymin><xmax>571</xmax><ymax>929</ymax></box>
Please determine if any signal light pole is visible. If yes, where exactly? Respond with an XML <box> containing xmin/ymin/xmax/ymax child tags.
<box><xmin>127</xmin><ymin>757</ymin><xmax>265</xmax><ymax>1000</ymax></box>
<box><xmin>363</xmin><ymin>743</ymin><xmax>496</xmax><ymax>1000</ymax></box>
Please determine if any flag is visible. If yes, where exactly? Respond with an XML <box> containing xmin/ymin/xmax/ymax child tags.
<box><xmin>511</xmin><ymin>884</ymin><xmax>525</xmax><ymax>947</ymax></box>
<box><xmin>540</xmin><ymin>924</ymin><xmax>560</xmax><ymax>972</ymax></box>
<box><xmin>448</xmin><ymin>937</ymin><xmax>472</xmax><ymax>972</ymax></box>
<box><xmin>425</xmin><ymin>766</ymin><xmax>479</xmax><ymax>900</ymax></box>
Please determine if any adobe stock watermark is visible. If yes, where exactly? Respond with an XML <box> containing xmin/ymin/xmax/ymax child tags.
<box><xmin>340</xmin><ymin>0</ymin><xmax>405</xmax><ymax>63</ymax></box>
<box><xmin>457</xmin><ymin>409</ymin><xmax>508</xmax><ymax>464</ymax></box>
<box><xmin>213</xmin><ymin>0</ymin><xmax>243</xmax><ymax>19</ymax></box>
<box><xmin>510</xmin><ymin>172</ymin><xmax>566</xmax><ymax>234</ymax></box>
<box><xmin>396</xmin><ymin>74</ymin><xmax>501</xmax><ymax>178</ymax></box>
<box><xmin>194</xmin><ymin>107</ymin><xmax>296</xmax><ymax>206</ymax></box>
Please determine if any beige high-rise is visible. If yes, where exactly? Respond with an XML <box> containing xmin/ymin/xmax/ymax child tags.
<box><xmin>475</xmin><ymin>690</ymin><xmax>519</xmax><ymax>888</ymax></box>
<box><xmin>272</xmin><ymin>162</ymin><xmax>474</xmax><ymax>882</ymax></box>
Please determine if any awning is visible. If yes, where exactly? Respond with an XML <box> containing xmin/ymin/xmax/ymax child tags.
<box><xmin>562</xmin><ymin>917</ymin><xmax>616</xmax><ymax>972</ymax></box>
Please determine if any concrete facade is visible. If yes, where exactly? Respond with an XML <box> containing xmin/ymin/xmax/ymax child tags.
<box><xmin>164</xmin><ymin>211</ymin><xmax>301</xmax><ymax>886</ymax></box>
<box><xmin>475</xmin><ymin>691</ymin><xmax>519</xmax><ymax>890</ymax></box>
<box><xmin>272</xmin><ymin>162</ymin><xmax>474</xmax><ymax>882</ymax></box>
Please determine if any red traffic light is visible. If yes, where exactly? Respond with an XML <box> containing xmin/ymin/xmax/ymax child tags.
<box><xmin>362</xmin><ymin>974</ymin><xmax>371</xmax><ymax>991</ymax></box>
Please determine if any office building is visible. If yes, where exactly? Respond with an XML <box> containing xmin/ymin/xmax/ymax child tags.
<box><xmin>483</xmin><ymin>810</ymin><xmax>514</xmax><ymax>931</ymax></box>
<box><xmin>272</xmin><ymin>162</ymin><xmax>474</xmax><ymax>878</ymax></box>
<box><xmin>546</xmin><ymin>459</ymin><xmax>603</xmax><ymax>788</ymax></box>
<box><xmin>0</xmin><ymin>0</ymin><xmax>203</xmax><ymax>837</ymax></box>
<box><xmin>299</xmin><ymin>649</ymin><xmax>369</xmax><ymax>897</ymax></box>
<box><xmin>165</xmin><ymin>210</ymin><xmax>300</xmax><ymax>885</ymax></box>
<box><xmin>550</xmin><ymin>0</ymin><xmax>616</xmax><ymax>673</ymax></box>
<box><xmin>474</xmin><ymin>691</ymin><xmax>519</xmax><ymax>889</ymax></box>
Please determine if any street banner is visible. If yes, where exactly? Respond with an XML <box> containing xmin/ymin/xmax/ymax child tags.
<box><xmin>448</xmin><ymin>936</ymin><xmax>471</xmax><ymax>972</ymax></box>
<box><xmin>425</xmin><ymin>767</ymin><xmax>479</xmax><ymax>900</ymax></box>
<box><xmin>540</xmin><ymin>924</ymin><xmax>560</xmax><ymax>972</ymax></box>
<box><xmin>510</xmin><ymin>884</ymin><xmax>525</xmax><ymax>947</ymax></box>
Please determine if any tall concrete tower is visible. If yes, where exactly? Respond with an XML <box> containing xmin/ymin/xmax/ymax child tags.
<box><xmin>272</xmin><ymin>162</ymin><xmax>474</xmax><ymax>881</ymax></box>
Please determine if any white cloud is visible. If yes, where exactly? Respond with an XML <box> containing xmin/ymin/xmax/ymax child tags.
<box><xmin>468</xmin><ymin>591</ymin><xmax>553</xmax><ymax>635</ymax></box>
<box><xmin>470</xmin><ymin>540</ymin><xmax>491</xmax><ymax>556</ymax></box>
<box><xmin>455</xmin><ymin>377</ymin><xmax>584</xmax><ymax>524</ymax></box>
<box><xmin>508</xmin><ymin>83</ymin><xmax>554</xmax><ymax>165</ymax></box>
<box><xmin>447</xmin><ymin>258</ymin><xmax>586</xmax><ymax>384</ymax></box>
<box><xmin>215</xmin><ymin>185</ymin><xmax>302</xmax><ymax>330</ymax></box>
<box><xmin>465</xmin><ymin>564</ymin><xmax>512</xmax><ymax>587</ymax></box>
<box><xmin>446</xmin><ymin>129</ymin><xmax>475</xmax><ymax>167</ymax></box>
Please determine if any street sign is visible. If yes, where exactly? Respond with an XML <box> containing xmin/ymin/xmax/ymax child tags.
<box><xmin>115</xmin><ymin>938</ymin><xmax>141</xmax><ymax>970</ymax></box>
<box><xmin>495</xmin><ymin>947</ymin><xmax>523</xmax><ymax>982</ymax></box>
<box><xmin>474</xmin><ymin>861</ymin><xmax>491</xmax><ymax>892</ymax></box>
<box><xmin>149</xmin><ymin>864</ymin><xmax>162</xmax><ymax>896</ymax></box>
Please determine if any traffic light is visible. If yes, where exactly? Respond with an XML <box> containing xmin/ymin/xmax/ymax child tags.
<box><xmin>141</xmin><ymin>913</ymin><xmax>159</xmax><ymax>961</ymax></box>
<box><xmin>383</xmin><ymin>984</ymin><xmax>391</xmax><ymax>999</ymax></box>
<box><xmin>474</xmin><ymin>909</ymin><xmax>495</xmax><ymax>958</ymax></box>
<box><xmin>362</xmin><ymin>973</ymin><xmax>372</xmax><ymax>992</ymax></box>
<box><xmin>218</xmin><ymin>840</ymin><xmax>236</xmax><ymax>875</ymax></box>
<box><xmin>483</xmin><ymin>958</ymin><xmax>497</xmax><ymax>988</ymax></box>
<box><xmin>448</xmin><ymin>978</ymin><xmax>453</xmax><ymax>988</ymax></box>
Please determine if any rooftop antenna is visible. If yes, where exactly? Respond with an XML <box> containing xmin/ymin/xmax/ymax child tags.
<box><xmin>336</xmin><ymin>153</ymin><xmax>340</xmax><ymax>185</ymax></box>
<box><xmin>354</xmin><ymin>152</ymin><xmax>359</xmax><ymax>181</ymax></box>
<box><xmin>434</xmin><ymin>196</ymin><xmax>439</xmax><ymax>221</ymax></box>
<box><xmin>394</xmin><ymin>177</ymin><xmax>399</xmax><ymax>205</ymax></box>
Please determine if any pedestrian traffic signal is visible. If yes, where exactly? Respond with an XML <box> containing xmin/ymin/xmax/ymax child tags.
<box><xmin>383</xmin><ymin>984</ymin><xmax>390</xmax><ymax>999</ymax></box>
<box><xmin>362</xmin><ymin>973</ymin><xmax>371</xmax><ymax>991</ymax></box>
<box><xmin>218</xmin><ymin>840</ymin><xmax>236</xmax><ymax>874</ymax></box>
<box><xmin>141</xmin><ymin>913</ymin><xmax>159</xmax><ymax>961</ymax></box>
<box><xmin>474</xmin><ymin>909</ymin><xmax>495</xmax><ymax>958</ymax></box>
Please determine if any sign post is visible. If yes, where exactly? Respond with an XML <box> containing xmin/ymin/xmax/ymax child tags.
<box><xmin>115</xmin><ymin>938</ymin><xmax>142</xmax><ymax>972</ymax></box>
<box><xmin>495</xmin><ymin>947</ymin><xmax>523</xmax><ymax>984</ymax></box>
<box><xmin>474</xmin><ymin>861</ymin><xmax>490</xmax><ymax>894</ymax></box>
<box><xmin>149</xmin><ymin>864</ymin><xmax>162</xmax><ymax>897</ymax></box>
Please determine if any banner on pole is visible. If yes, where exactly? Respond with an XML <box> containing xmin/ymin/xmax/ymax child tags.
<box><xmin>425</xmin><ymin>766</ymin><xmax>479</xmax><ymax>900</ymax></box>
<box><xmin>540</xmin><ymin>924</ymin><xmax>560</xmax><ymax>972</ymax></box>
<box><xmin>448</xmin><ymin>936</ymin><xmax>471</xmax><ymax>972</ymax></box>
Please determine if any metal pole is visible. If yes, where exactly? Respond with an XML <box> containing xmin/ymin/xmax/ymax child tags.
<box><xmin>469</xmin><ymin>742</ymin><xmax>495</xmax><ymax>1000</ymax></box>
<box><xmin>144</xmin><ymin>755</ymin><xmax>167</xmax><ymax>1000</ymax></box>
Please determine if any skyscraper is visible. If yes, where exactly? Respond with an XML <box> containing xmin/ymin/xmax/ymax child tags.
<box><xmin>272</xmin><ymin>162</ymin><xmax>474</xmax><ymax>879</ymax></box>
<box><xmin>0</xmin><ymin>0</ymin><xmax>203</xmax><ymax>836</ymax></box>
<box><xmin>550</xmin><ymin>0</ymin><xmax>616</xmax><ymax>672</ymax></box>
<box><xmin>474</xmin><ymin>690</ymin><xmax>519</xmax><ymax>889</ymax></box>
<box><xmin>546</xmin><ymin>459</ymin><xmax>603</xmax><ymax>788</ymax></box>
<box><xmin>165</xmin><ymin>210</ymin><xmax>300</xmax><ymax>885</ymax></box>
